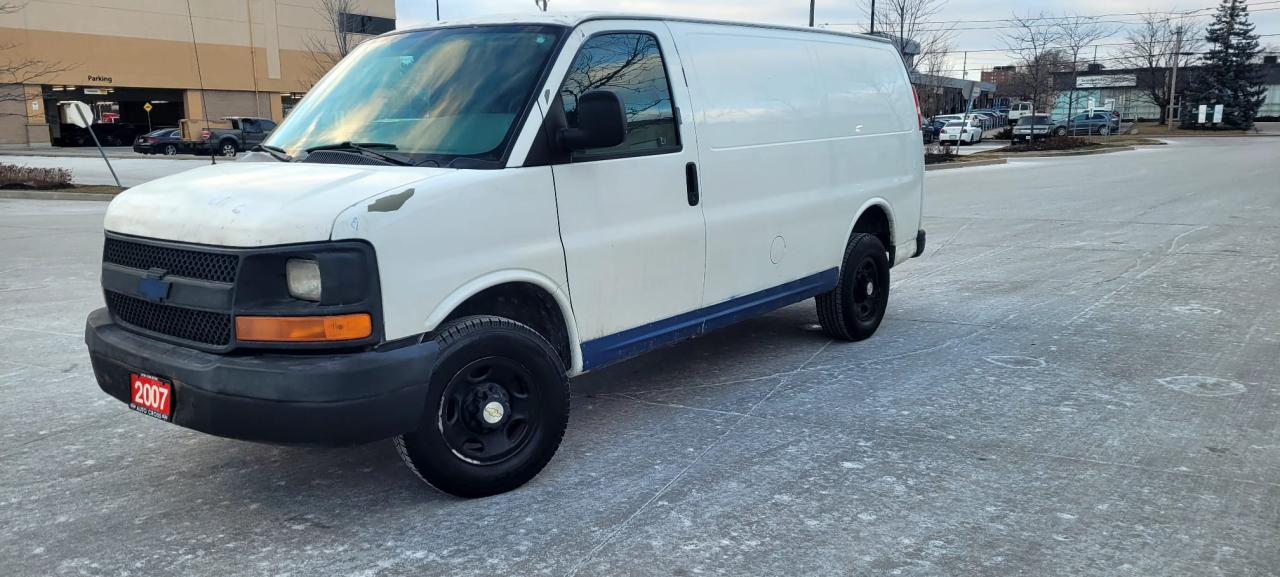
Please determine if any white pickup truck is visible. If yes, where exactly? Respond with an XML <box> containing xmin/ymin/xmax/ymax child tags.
<box><xmin>85</xmin><ymin>13</ymin><xmax>926</xmax><ymax>497</ymax></box>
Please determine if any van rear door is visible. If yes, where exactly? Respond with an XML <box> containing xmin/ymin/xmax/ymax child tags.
<box><xmin>546</xmin><ymin>21</ymin><xmax>707</xmax><ymax>368</ymax></box>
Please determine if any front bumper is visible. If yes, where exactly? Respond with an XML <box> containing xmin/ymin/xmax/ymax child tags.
<box><xmin>85</xmin><ymin>308</ymin><xmax>438</xmax><ymax>445</ymax></box>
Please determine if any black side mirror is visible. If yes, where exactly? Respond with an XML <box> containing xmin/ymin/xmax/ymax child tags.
<box><xmin>560</xmin><ymin>90</ymin><xmax>627</xmax><ymax>151</ymax></box>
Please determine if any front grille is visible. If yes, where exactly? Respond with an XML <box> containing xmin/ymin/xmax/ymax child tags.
<box><xmin>105</xmin><ymin>291</ymin><xmax>233</xmax><ymax>347</ymax></box>
<box><xmin>103</xmin><ymin>237</ymin><xmax>239</xmax><ymax>283</ymax></box>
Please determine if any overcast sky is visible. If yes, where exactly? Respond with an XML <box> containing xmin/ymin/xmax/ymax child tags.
<box><xmin>395</xmin><ymin>0</ymin><xmax>1280</xmax><ymax>76</ymax></box>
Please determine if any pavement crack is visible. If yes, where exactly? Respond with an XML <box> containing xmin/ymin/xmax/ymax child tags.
<box><xmin>564</xmin><ymin>340</ymin><xmax>832</xmax><ymax>577</ymax></box>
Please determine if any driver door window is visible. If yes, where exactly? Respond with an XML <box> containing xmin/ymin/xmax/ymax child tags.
<box><xmin>560</xmin><ymin>32</ymin><xmax>680</xmax><ymax>159</ymax></box>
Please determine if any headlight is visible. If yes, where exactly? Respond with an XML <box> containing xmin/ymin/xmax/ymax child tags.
<box><xmin>286</xmin><ymin>258</ymin><xmax>322</xmax><ymax>301</ymax></box>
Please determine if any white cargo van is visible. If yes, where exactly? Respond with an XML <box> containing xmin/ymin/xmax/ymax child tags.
<box><xmin>85</xmin><ymin>14</ymin><xmax>925</xmax><ymax>497</ymax></box>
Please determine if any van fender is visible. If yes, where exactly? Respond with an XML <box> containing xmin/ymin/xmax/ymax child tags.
<box><xmin>423</xmin><ymin>270</ymin><xmax>583</xmax><ymax>374</ymax></box>
<box><xmin>842</xmin><ymin>198</ymin><xmax>897</xmax><ymax>258</ymax></box>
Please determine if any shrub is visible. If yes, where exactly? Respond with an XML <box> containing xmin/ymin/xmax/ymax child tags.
<box><xmin>0</xmin><ymin>162</ymin><xmax>73</xmax><ymax>190</ymax></box>
<box><xmin>1005</xmin><ymin>136</ymin><xmax>1095</xmax><ymax>152</ymax></box>
<box><xmin>994</xmin><ymin>127</ymin><xmax>1013</xmax><ymax>140</ymax></box>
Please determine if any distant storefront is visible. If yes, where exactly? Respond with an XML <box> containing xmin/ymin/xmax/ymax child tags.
<box><xmin>0</xmin><ymin>0</ymin><xmax>396</xmax><ymax>146</ymax></box>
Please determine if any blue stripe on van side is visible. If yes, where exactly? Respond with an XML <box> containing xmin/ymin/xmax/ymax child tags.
<box><xmin>580</xmin><ymin>268</ymin><xmax>840</xmax><ymax>371</ymax></box>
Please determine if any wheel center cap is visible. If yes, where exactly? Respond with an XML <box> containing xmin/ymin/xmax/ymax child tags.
<box><xmin>865</xmin><ymin>281</ymin><xmax>875</xmax><ymax>296</ymax></box>
<box><xmin>482</xmin><ymin>401</ymin><xmax>505</xmax><ymax>424</ymax></box>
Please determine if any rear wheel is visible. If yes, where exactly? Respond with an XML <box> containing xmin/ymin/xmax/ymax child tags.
<box><xmin>1054</xmin><ymin>126</ymin><xmax>1068</xmax><ymax>137</ymax></box>
<box><xmin>816</xmin><ymin>233</ymin><xmax>891</xmax><ymax>341</ymax></box>
<box><xmin>395</xmin><ymin>316</ymin><xmax>569</xmax><ymax>498</ymax></box>
<box><xmin>219</xmin><ymin>141</ymin><xmax>238</xmax><ymax>157</ymax></box>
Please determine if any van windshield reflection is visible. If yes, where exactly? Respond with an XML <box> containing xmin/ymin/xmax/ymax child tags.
<box><xmin>266</xmin><ymin>25</ymin><xmax>563</xmax><ymax>165</ymax></box>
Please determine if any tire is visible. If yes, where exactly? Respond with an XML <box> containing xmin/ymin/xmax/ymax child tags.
<box><xmin>162</xmin><ymin>144</ymin><xmax>178</xmax><ymax>156</ymax></box>
<box><xmin>219</xmin><ymin>141</ymin><xmax>238</xmax><ymax>157</ymax></box>
<box><xmin>1054</xmin><ymin>126</ymin><xmax>1068</xmax><ymax>137</ymax></box>
<box><xmin>395</xmin><ymin>315</ymin><xmax>569</xmax><ymax>498</ymax></box>
<box><xmin>1099</xmin><ymin>125</ymin><xmax>1111</xmax><ymax>136</ymax></box>
<box><xmin>815</xmin><ymin>233</ymin><xmax>891</xmax><ymax>341</ymax></box>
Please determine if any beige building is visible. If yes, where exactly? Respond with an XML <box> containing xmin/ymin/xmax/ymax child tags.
<box><xmin>0</xmin><ymin>0</ymin><xmax>396</xmax><ymax>146</ymax></box>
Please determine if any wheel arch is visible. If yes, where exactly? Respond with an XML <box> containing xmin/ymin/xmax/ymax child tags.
<box><xmin>425</xmin><ymin>271</ymin><xmax>582</xmax><ymax>375</ymax></box>
<box><xmin>845</xmin><ymin>199</ymin><xmax>896</xmax><ymax>265</ymax></box>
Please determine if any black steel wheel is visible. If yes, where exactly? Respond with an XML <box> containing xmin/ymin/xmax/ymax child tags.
<box><xmin>437</xmin><ymin>357</ymin><xmax>541</xmax><ymax>466</ymax></box>
<box><xmin>395</xmin><ymin>316</ymin><xmax>569</xmax><ymax>498</ymax></box>
<box><xmin>816</xmin><ymin>232</ymin><xmax>891</xmax><ymax>341</ymax></box>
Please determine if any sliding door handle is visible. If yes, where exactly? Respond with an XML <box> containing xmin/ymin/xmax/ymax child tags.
<box><xmin>685</xmin><ymin>162</ymin><xmax>699</xmax><ymax>206</ymax></box>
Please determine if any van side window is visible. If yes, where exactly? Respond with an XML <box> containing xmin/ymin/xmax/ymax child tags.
<box><xmin>561</xmin><ymin>32</ymin><xmax>680</xmax><ymax>158</ymax></box>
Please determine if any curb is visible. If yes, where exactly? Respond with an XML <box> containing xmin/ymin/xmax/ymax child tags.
<box><xmin>925</xmin><ymin>158</ymin><xmax>1008</xmax><ymax>171</ymax></box>
<box><xmin>0</xmin><ymin>189</ymin><xmax>117</xmax><ymax>201</ymax></box>
<box><xmin>979</xmin><ymin>145</ymin><xmax>1136</xmax><ymax>159</ymax></box>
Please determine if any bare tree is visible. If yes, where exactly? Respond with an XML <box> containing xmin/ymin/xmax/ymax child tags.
<box><xmin>533</xmin><ymin>0</ymin><xmax>548</xmax><ymax>11</ymax></box>
<box><xmin>1001</xmin><ymin>12</ymin><xmax>1067</xmax><ymax>113</ymax></box>
<box><xmin>915</xmin><ymin>47</ymin><xmax>952</xmax><ymax>116</ymax></box>
<box><xmin>304</xmin><ymin>0</ymin><xmax>366</xmax><ymax>87</ymax></box>
<box><xmin>1115</xmin><ymin>13</ymin><xmax>1202</xmax><ymax>122</ymax></box>
<box><xmin>1055</xmin><ymin>15</ymin><xmax>1116</xmax><ymax>120</ymax></box>
<box><xmin>1</xmin><ymin>2</ymin><xmax>70</xmax><ymax>117</ymax></box>
<box><xmin>862</xmin><ymin>0</ymin><xmax>956</xmax><ymax>73</ymax></box>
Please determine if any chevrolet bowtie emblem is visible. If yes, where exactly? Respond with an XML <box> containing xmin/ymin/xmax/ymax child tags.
<box><xmin>138</xmin><ymin>269</ymin><xmax>171</xmax><ymax>303</ymax></box>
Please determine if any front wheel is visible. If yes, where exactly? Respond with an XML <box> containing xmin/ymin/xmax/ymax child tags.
<box><xmin>816</xmin><ymin>233</ymin><xmax>891</xmax><ymax>341</ymax></box>
<box><xmin>162</xmin><ymin>144</ymin><xmax>178</xmax><ymax>156</ymax></box>
<box><xmin>395</xmin><ymin>316</ymin><xmax>569</xmax><ymax>498</ymax></box>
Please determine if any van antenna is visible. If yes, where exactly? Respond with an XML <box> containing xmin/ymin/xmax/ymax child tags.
<box><xmin>186</xmin><ymin>0</ymin><xmax>216</xmax><ymax>165</ymax></box>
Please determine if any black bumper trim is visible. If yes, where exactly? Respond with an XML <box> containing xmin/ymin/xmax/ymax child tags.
<box><xmin>85</xmin><ymin>308</ymin><xmax>438</xmax><ymax>445</ymax></box>
<box><xmin>913</xmin><ymin>229</ymin><xmax>927</xmax><ymax>258</ymax></box>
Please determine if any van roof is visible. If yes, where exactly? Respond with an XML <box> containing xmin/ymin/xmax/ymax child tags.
<box><xmin>394</xmin><ymin>12</ymin><xmax>892</xmax><ymax>45</ymax></box>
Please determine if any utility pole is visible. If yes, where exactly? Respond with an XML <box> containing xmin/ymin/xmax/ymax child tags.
<box><xmin>809</xmin><ymin>0</ymin><xmax>815</xmax><ymax>27</ymax></box>
<box><xmin>435</xmin><ymin>0</ymin><xmax>439</xmax><ymax>20</ymax></box>
<box><xmin>1167</xmin><ymin>25</ymin><xmax>1183</xmax><ymax>130</ymax></box>
<box><xmin>870</xmin><ymin>0</ymin><xmax>876</xmax><ymax>33</ymax></box>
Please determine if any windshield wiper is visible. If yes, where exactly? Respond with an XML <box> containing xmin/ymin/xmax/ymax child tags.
<box><xmin>304</xmin><ymin>142</ymin><xmax>413</xmax><ymax>166</ymax></box>
<box><xmin>250</xmin><ymin>144</ymin><xmax>293</xmax><ymax>162</ymax></box>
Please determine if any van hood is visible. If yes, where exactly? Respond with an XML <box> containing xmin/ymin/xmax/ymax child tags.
<box><xmin>104</xmin><ymin>162</ymin><xmax>450</xmax><ymax>247</ymax></box>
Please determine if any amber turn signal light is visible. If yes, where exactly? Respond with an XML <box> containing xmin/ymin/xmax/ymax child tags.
<box><xmin>235</xmin><ymin>314</ymin><xmax>372</xmax><ymax>342</ymax></box>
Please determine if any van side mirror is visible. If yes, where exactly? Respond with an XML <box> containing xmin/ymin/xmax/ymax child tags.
<box><xmin>560</xmin><ymin>90</ymin><xmax>627</xmax><ymax>151</ymax></box>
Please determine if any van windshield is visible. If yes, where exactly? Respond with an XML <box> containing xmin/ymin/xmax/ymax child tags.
<box><xmin>266</xmin><ymin>25</ymin><xmax>564</xmax><ymax>164</ymax></box>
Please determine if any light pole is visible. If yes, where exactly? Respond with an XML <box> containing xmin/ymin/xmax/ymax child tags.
<box><xmin>809</xmin><ymin>0</ymin><xmax>814</xmax><ymax>27</ymax></box>
<box><xmin>435</xmin><ymin>0</ymin><xmax>439</xmax><ymax>20</ymax></box>
<box><xmin>1167</xmin><ymin>26</ymin><xmax>1183</xmax><ymax>130</ymax></box>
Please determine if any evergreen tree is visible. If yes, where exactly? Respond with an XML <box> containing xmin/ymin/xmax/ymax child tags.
<box><xmin>1183</xmin><ymin>0</ymin><xmax>1267</xmax><ymax>129</ymax></box>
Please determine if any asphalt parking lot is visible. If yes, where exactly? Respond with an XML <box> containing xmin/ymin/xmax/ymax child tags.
<box><xmin>2</xmin><ymin>137</ymin><xmax>1278</xmax><ymax>576</ymax></box>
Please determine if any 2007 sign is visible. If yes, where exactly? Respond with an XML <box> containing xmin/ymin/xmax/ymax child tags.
<box><xmin>129</xmin><ymin>373</ymin><xmax>172</xmax><ymax>421</ymax></box>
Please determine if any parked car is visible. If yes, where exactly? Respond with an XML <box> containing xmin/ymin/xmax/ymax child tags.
<box><xmin>86</xmin><ymin>15</ymin><xmax>927</xmax><ymax>498</ymax></box>
<box><xmin>1012</xmin><ymin>114</ymin><xmax>1068</xmax><ymax>141</ymax></box>
<box><xmin>1066</xmin><ymin>111</ymin><xmax>1121</xmax><ymax>136</ymax></box>
<box><xmin>940</xmin><ymin>120</ymin><xmax>982</xmax><ymax>145</ymax></box>
<box><xmin>133</xmin><ymin>128</ymin><xmax>185</xmax><ymax>155</ymax></box>
<box><xmin>58</xmin><ymin>123</ymin><xmax>143</xmax><ymax>147</ymax></box>
<box><xmin>926</xmin><ymin>119</ymin><xmax>947</xmax><ymax>138</ymax></box>
<box><xmin>1007</xmin><ymin>101</ymin><xmax>1034</xmax><ymax>122</ymax></box>
<box><xmin>921</xmin><ymin>120</ymin><xmax>936</xmax><ymax>144</ymax></box>
<box><xmin>192</xmin><ymin>117</ymin><xmax>277</xmax><ymax>157</ymax></box>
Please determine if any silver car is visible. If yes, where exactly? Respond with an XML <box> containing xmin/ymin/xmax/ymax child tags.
<box><xmin>1012</xmin><ymin>115</ymin><xmax>1068</xmax><ymax>142</ymax></box>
